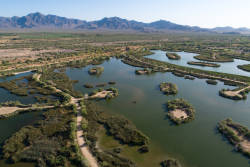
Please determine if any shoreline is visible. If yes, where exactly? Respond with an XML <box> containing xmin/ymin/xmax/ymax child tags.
<box><xmin>13</xmin><ymin>70</ymin><xmax>32</xmax><ymax>75</ymax></box>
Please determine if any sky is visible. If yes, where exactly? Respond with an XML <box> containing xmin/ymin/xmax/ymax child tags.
<box><xmin>1</xmin><ymin>0</ymin><xmax>250</xmax><ymax>28</ymax></box>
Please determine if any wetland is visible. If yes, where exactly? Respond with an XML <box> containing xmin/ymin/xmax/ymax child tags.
<box><xmin>1</xmin><ymin>33</ymin><xmax>250</xmax><ymax>167</ymax></box>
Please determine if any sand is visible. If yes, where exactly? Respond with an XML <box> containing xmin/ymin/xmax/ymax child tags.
<box><xmin>170</xmin><ymin>109</ymin><xmax>188</xmax><ymax>119</ymax></box>
<box><xmin>90</xmin><ymin>91</ymin><xmax>112</xmax><ymax>99</ymax></box>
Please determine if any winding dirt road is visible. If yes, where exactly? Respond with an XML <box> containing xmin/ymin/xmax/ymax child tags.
<box><xmin>37</xmin><ymin>74</ymin><xmax>99</xmax><ymax>167</ymax></box>
<box><xmin>76</xmin><ymin>106</ymin><xmax>99</xmax><ymax>167</ymax></box>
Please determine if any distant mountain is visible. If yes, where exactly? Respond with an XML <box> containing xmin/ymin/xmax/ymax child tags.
<box><xmin>212</xmin><ymin>26</ymin><xmax>250</xmax><ymax>34</ymax></box>
<box><xmin>0</xmin><ymin>12</ymin><xmax>249</xmax><ymax>34</ymax></box>
<box><xmin>76</xmin><ymin>17</ymin><xmax>147</xmax><ymax>31</ymax></box>
<box><xmin>0</xmin><ymin>13</ymin><xmax>86</xmax><ymax>29</ymax></box>
<box><xmin>148</xmin><ymin>20</ymin><xmax>207</xmax><ymax>32</ymax></box>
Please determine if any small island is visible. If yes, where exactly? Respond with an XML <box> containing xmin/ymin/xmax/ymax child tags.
<box><xmin>187</xmin><ymin>61</ymin><xmax>220</xmax><ymax>68</ymax></box>
<box><xmin>166</xmin><ymin>53</ymin><xmax>181</xmax><ymax>60</ymax></box>
<box><xmin>135</xmin><ymin>68</ymin><xmax>154</xmax><ymax>75</ymax></box>
<box><xmin>166</xmin><ymin>99</ymin><xmax>195</xmax><ymax>125</ymax></box>
<box><xmin>217</xmin><ymin>118</ymin><xmax>250</xmax><ymax>157</ymax></box>
<box><xmin>194</xmin><ymin>54</ymin><xmax>234</xmax><ymax>62</ymax></box>
<box><xmin>96</xmin><ymin>83</ymin><xmax>107</xmax><ymax>87</ymax></box>
<box><xmin>88</xmin><ymin>87</ymin><xmax>118</xmax><ymax>100</ymax></box>
<box><xmin>160</xmin><ymin>82</ymin><xmax>178</xmax><ymax>95</ymax></box>
<box><xmin>88</xmin><ymin>66</ymin><xmax>104</xmax><ymax>75</ymax></box>
<box><xmin>219</xmin><ymin>86</ymin><xmax>250</xmax><ymax>100</ymax></box>
<box><xmin>84</xmin><ymin>83</ymin><xmax>94</xmax><ymax>88</ymax></box>
<box><xmin>160</xmin><ymin>159</ymin><xmax>181</xmax><ymax>167</ymax></box>
<box><xmin>108</xmin><ymin>81</ymin><xmax>116</xmax><ymax>85</ymax></box>
<box><xmin>206</xmin><ymin>79</ymin><xmax>218</xmax><ymax>85</ymax></box>
<box><xmin>184</xmin><ymin>75</ymin><xmax>195</xmax><ymax>80</ymax></box>
<box><xmin>238</xmin><ymin>64</ymin><xmax>250</xmax><ymax>72</ymax></box>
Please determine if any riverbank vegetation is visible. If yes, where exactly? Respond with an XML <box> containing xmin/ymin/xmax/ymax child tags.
<box><xmin>217</xmin><ymin>118</ymin><xmax>250</xmax><ymax>158</ymax></box>
<box><xmin>0</xmin><ymin>78</ymin><xmax>28</xmax><ymax>96</ymax></box>
<box><xmin>160</xmin><ymin>82</ymin><xmax>178</xmax><ymax>95</ymax></box>
<box><xmin>1</xmin><ymin>105</ymin><xmax>87</xmax><ymax>167</ymax></box>
<box><xmin>0</xmin><ymin>75</ymin><xmax>63</xmax><ymax>105</ymax></box>
<box><xmin>238</xmin><ymin>64</ymin><xmax>250</xmax><ymax>72</ymax></box>
<box><xmin>166</xmin><ymin>99</ymin><xmax>195</xmax><ymax>125</ymax></box>
<box><xmin>1</xmin><ymin>32</ymin><xmax>250</xmax><ymax>167</ymax></box>
<box><xmin>40</xmin><ymin>68</ymin><xmax>82</xmax><ymax>97</ymax></box>
<box><xmin>83</xmin><ymin>101</ymin><xmax>149</xmax><ymax>167</ymax></box>
<box><xmin>187</xmin><ymin>61</ymin><xmax>220</xmax><ymax>68</ymax></box>
<box><xmin>122</xmin><ymin>53</ymin><xmax>250</xmax><ymax>86</ymax></box>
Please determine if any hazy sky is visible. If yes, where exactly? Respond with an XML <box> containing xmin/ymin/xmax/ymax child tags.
<box><xmin>1</xmin><ymin>0</ymin><xmax>250</xmax><ymax>28</ymax></box>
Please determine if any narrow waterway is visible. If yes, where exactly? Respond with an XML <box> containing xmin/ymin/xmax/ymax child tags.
<box><xmin>146</xmin><ymin>50</ymin><xmax>250</xmax><ymax>76</ymax></box>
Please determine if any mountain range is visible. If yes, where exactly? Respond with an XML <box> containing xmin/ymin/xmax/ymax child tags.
<box><xmin>0</xmin><ymin>12</ymin><xmax>249</xmax><ymax>34</ymax></box>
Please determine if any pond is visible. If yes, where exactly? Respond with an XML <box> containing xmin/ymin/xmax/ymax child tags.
<box><xmin>65</xmin><ymin>58</ymin><xmax>250</xmax><ymax>167</ymax></box>
<box><xmin>1</xmin><ymin>57</ymin><xmax>250</xmax><ymax>167</ymax></box>
<box><xmin>146</xmin><ymin>50</ymin><xmax>250</xmax><ymax>77</ymax></box>
<box><xmin>0</xmin><ymin>111</ymin><xmax>43</xmax><ymax>167</ymax></box>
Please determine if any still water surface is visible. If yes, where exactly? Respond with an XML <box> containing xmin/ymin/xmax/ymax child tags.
<box><xmin>146</xmin><ymin>50</ymin><xmax>250</xmax><ymax>76</ymax></box>
<box><xmin>66</xmin><ymin>57</ymin><xmax>250</xmax><ymax>167</ymax></box>
<box><xmin>1</xmin><ymin>56</ymin><xmax>250</xmax><ymax>167</ymax></box>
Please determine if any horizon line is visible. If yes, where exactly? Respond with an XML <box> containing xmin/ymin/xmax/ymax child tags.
<box><xmin>1</xmin><ymin>12</ymin><xmax>249</xmax><ymax>29</ymax></box>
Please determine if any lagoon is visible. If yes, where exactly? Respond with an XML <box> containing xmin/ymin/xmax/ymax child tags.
<box><xmin>146</xmin><ymin>50</ymin><xmax>250</xmax><ymax>77</ymax></box>
<box><xmin>66</xmin><ymin>58</ymin><xmax>250</xmax><ymax>167</ymax></box>
<box><xmin>1</xmin><ymin>57</ymin><xmax>250</xmax><ymax>167</ymax></box>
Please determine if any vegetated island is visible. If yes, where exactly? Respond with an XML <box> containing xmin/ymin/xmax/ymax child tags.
<box><xmin>84</xmin><ymin>82</ymin><xmax>116</xmax><ymax>88</ymax></box>
<box><xmin>83</xmin><ymin>101</ymin><xmax>151</xmax><ymax>167</ymax></box>
<box><xmin>166</xmin><ymin>53</ymin><xmax>181</xmax><ymax>60</ymax></box>
<box><xmin>160</xmin><ymin>82</ymin><xmax>178</xmax><ymax>95</ymax></box>
<box><xmin>88</xmin><ymin>66</ymin><xmax>104</xmax><ymax>75</ymax></box>
<box><xmin>166</xmin><ymin>99</ymin><xmax>195</xmax><ymax>125</ymax></box>
<box><xmin>88</xmin><ymin>87</ymin><xmax>118</xmax><ymax>100</ymax></box>
<box><xmin>206</xmin><ymin>79</ymin><xmax>218</xmax><ymax>85</ymax></box>
<box><xmin>0</xmin><ymin>77</ymin><xmax>29</xmax><ymax>96</ymax></box>
<box><xmin>219</xmin><ymin>86</ymin><xmax>250</xmax><ymax>100</ymax></box>
<box><xmin>194</xmin><ymin>54</ymin><xmax>234</xmax><ymax>62</ymax></box>
<box><xmin>122</xmin><ymin>53</ymin><xmax>250</xmax><ymax>100</ymax></box>
<box><xmin>135</xmin><ymin>68</ymin><xmax>154</xmax><ymax>75</ymax></box>
<box><xmin>238</xmin><ymin>64</ymin><xmax>250</xmax><ymax>72</ymax></box>
<box><xmin>184</xmin><ymin>75</ymin><xmax>195</xmax><ymax>80</ymax></box>
<box><xmin>160</xmin><ymin>159</ymin><xmax>182</xmax><ymax>167</ymax></box>
<box><xmin>84</xmin><ymin>83</ymin><xmax>94</xmax><ymax>88</ymax></box>
<box><xmin>217</xmin><ymin>118</ymin><xmax>250</xmax><ymax>158</ymax></box>
<box><xmin>122</xmin><ymin>53</ymin><xmax>249</xmax><ymax>87</ymax></box>
<box><xmin>108</xmin><ymin>81</ymin><xmax>116</xmax><ymax>85</ymax></box>
<box><xmin>187</xmin><ymin>61</ymin><xmax>220</xmax><ymax>68</ymax></box>
<box><xmin>95</xmin><ymin>83</ymin><xmax>107</xmax><ymax>87</ymax></box>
